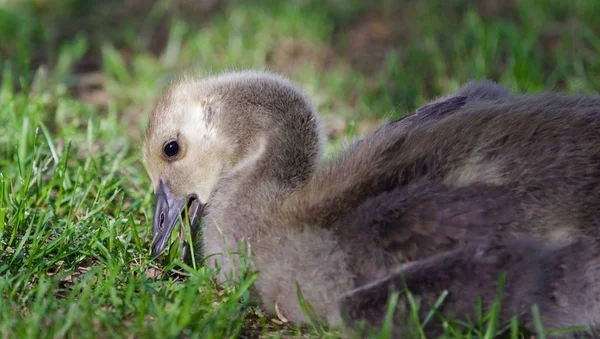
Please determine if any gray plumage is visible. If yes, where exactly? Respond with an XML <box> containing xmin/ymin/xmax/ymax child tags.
<box><xmin>141</xmin><ymin>70</ymin><xmax>600</xmax><ymax>338</ymax></box>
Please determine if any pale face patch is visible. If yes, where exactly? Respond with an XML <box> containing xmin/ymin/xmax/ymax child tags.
<box><xmin>143</xmin><ymin>97</ymin><xmax>242</xmax><ymax>205</ymax></box>
<box><xmin>159</xmin><ymin>102</ymin><xmax>228</xmax><ymax>202</ymax></box>
<box><xmin>180</xmin><ymin>102</ymin><xmax>218</xmax><ymax>143</ymax></box>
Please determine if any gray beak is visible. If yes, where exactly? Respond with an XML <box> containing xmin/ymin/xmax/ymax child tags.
<box><xmin>151</xmin><ymin>180</ymin><xmax>204</xmax><ymax>260</ymax></box>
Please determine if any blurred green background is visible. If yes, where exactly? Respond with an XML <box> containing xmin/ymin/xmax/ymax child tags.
<box><xmin>3</xmin><ymin>0</ymin><xmax>599</xmax><ymax>139</ymax></box>
<box><xmin>0</xmin><ymin>0</ymin><xmax>599</xmax><ymax>338</ymax></box>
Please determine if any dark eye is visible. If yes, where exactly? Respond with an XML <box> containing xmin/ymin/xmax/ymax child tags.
<box><xmin>163</xmin><ymin>140</ymin><xmax>180</xmax><ymax>158</ymax></box>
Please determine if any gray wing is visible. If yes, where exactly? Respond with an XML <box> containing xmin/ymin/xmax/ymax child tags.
<box><xmin>298</xmin><ymin>80</ymin><xmax>513</xmax><ymax>228</ymax></box>
<box><xmin>335</xmin><ymin>182</ymin><xmax>521</xmax><ymax>263</ymax></box>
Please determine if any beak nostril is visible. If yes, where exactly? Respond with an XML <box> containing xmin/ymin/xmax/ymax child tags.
<box><xmin>159</xmin><ymin>213</ymin><xmax>165</xmax><ymax>230</ymax></box>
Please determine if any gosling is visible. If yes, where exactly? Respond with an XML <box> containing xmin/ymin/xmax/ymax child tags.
<box><xmin>142</xmin><ymin>70</ymin><xmax>600</xmax><ymax>337</ymax></box>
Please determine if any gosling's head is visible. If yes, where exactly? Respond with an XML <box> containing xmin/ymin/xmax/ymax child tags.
<box><xmin>142</xmin><ymin>70</ymin><xmax>320</xmax><ymax>259</ymax></box>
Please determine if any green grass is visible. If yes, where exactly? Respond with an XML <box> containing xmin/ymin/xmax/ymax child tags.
<box><xmin>0</xmin><ymin>0</ymin><xmax>599</xmax><ymax>337</ymax></box>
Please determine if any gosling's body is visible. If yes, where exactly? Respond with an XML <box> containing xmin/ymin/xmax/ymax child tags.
<box><xmin>142</xmin><ymin>71</ymin><xmax>600</xmax><ymax>337</ymax></box>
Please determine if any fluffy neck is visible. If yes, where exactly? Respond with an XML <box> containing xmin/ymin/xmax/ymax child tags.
<box><xmin>201</xmin><ymin>104</ymin><xmax>322</xmax><ymax>275</ymax></box>
<box><xmin>200</xmin><ymin>74</ymin><xmax>324</xmax><ymax>275</ymax></box>
<box><xmin>213</xmin><ymin>107</ymin><xmax>323</xmax><ymax>216</ymax></box>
